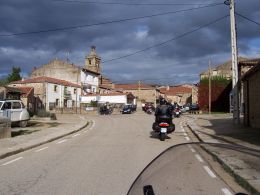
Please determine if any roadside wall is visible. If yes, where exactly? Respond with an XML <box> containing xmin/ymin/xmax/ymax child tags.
<box><xmin>198</xmin><ymin>80</ymin><xmax>231</xmax><ymax>112</ymax></box>
<box><xmin>0</xmin><ymin>117</ymin><xmax>11</xmax><ymax>139</ymax></box>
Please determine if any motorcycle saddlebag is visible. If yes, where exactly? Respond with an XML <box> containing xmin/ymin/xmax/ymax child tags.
<box><xmin>152</xmin><ymin>122</ymin><xmax>160</xmax><ymax>132</ymax></box>
<box><xmin>167</xmin><ymin>123</ymin><xmax>175</xmax><ymax>133</ymax></box>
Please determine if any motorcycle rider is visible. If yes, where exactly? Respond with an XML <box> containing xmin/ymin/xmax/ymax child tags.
<box><xmin>154</xmin><ymin>98</ymin><xmax>173</xmax><ymax>125</ymax></box>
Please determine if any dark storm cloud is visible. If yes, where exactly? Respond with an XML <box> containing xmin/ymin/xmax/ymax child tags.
<box><xmin>0</xmin><ymin>0</ymin><xmax>260</xmax><ymax>84</ymax></box>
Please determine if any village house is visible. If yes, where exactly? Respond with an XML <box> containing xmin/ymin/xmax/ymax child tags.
<box><xmin>200</xmin><ymin>57</ymin><xmax>248</xmax><ymax>80</ymax></box>
<box><xmin>9</xmin><ymin>77</ymin><xmax>81</xmax><ymax>111</ymax></box>
<box><xmin>158</xmin><ymin>85</ymin><xmax>194</xmax><ymax>105</ymax></box>
<box><xmin>114</xmin><ymin>83</ymin><xmax>156</xmax><ymax>105</ymax></box>
<box><xmin>240</xmin><ymin>58</ymin><xmax>260</xmax><ymax>128</ymax></box>
<box><xmin>0</xmin><ymin>86</ymin><xmax>22</xmax><ymax>100</ymax></box>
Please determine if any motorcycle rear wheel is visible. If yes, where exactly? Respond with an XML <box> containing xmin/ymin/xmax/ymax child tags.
<box><xmin>160</xmin><ymin>133</ymin><xmax>166</xmax><ymax>141</ymax></box>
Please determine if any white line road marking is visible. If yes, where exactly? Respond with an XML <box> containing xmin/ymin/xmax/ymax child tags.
<box><xmin>79</xmin><ymin>116</ymin><xmax>85</xmax><ymax>120</ymax></box>
<box><xmin>195</xmin><ymin>154</ymin><xmax>204</xmax><ymax>162</ymax></box>
<box><xmin>221</xmin><ymin>188</ymin><xmax>233</xmax><ymax>195</ymax></box>
<box><xmin>35</xmin><ymin>147</ymin><xmax>48</xmax><ymax>152</ymax></box>
<box><xmin>90</xmin><ymin>121</ymin><xmax>95</xmax><ymax>130</ymax></box>
<box><xmin>2</xmin><ymin>157</ymin><xmax>23</xmax><ymax>166</ymax></box>
<box><xmin>57</xmin><ymin>139</ymin><xmax>68</xmax><ymax>144</ymax></box>
<box><xmin>72</xmin><ymin>133</ymin><xmax>80</xmax><ymax>137</ymax></box>
<box><xmin>203</xmin><ymin>166</ymin><xmax>217</xmax><ymax>178</ymax></box>
<box><xmin>185</xmin><ymin>136</ymin><xmax>190</xmax><ymax>141</ymax></box>
<box><xmin>190</xmin><ymin>148</ymin><xmax>196</xmax><ymax>153</ymax></box>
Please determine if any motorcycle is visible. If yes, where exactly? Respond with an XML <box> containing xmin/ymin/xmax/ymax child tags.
<box><xmin>152</xmin><ymin>120</ymin><xmax>175</xmax><ymax>141</ymax></box>
<box><xmin>146</xmin><ymin>108</ymin><xmax>154</xmax><ymax>115</ymax></box>
<box><xmin>173</xmin><ymin>108</ymin><xmax>181</xmax><ymax>118</ymax></box>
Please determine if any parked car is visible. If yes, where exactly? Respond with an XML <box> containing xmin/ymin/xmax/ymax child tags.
<box><xmin>121</xmin><ymin>105</ymin><xmax>133</xmax><ymax>114</ymax></box>
<box><xmin>183</xmin><ymin>103</ymin><xmax>191</xmax><ymax>111</ymax></box>
<box><xmin>0</xmin><ymin>99</ymin><xmax>30</xmax><ymax>127</ymax></box>
<box><xmin>190</xmin><ymin>103</ymin><xmax>199</xmax><ymax>111</ymax></box>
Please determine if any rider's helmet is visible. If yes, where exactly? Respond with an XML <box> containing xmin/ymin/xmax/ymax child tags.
<box><xmin>160</xmin><ymin>98</ymin><xmax>167</xmax><ymax>105</ymax></box>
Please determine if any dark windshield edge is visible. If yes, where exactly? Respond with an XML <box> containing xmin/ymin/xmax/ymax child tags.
<box><xmin>127</xmin><ymin>141</ymin><xmax>260</xmax><ymax>195</ymax></box>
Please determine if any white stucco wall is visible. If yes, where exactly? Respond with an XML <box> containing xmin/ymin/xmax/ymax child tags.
<box><xmin>81</xmin><ymin>95</ymin><xmax>127</xmax><ymax>104</ymax></box>
<box><xmin>99</xmin><ymin>95</ymin><xmax>127</xmax><ymax>104</ymax></box>
<box><xmin>46</xmin><ymin>83</ymin><xmax>80</xmax><ymax>110</ymax></box>
<box><xmin>81</xmin><ymin>71</ymin><xmax>99</xmax><ymax>93</ymax></box>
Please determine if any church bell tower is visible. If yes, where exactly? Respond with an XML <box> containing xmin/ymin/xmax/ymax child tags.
<box><xmin>85</xmin><ymin>46</ymin><xmax>101</xmax><ymax>73</ymax></box>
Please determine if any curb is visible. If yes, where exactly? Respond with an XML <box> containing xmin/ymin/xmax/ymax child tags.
<box><xmin>0</xmin><ymin>121</ymin><xmax>91</xmax><ymax>160</ymax></box>
<box><xmin>187</xmin><ymin>122</ymin><xmax>259</xmax><ymax>195</ymax></box>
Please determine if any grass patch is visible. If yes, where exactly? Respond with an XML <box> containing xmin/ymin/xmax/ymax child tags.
<box><xmin>46</xmin><ymin>122</ymin><xmax>60</xmax><ymax>128</ymax></box>
<box><xmin>11</xmin><ymin>129</ymin><xmax>41</xmax><ymax>137</ymax></box>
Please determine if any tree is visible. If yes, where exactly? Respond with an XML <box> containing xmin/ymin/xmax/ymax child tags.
<box><xmin>7</xmin><ymin>67</ymin><xmax>22</xmax><ymax>83</ymax></box>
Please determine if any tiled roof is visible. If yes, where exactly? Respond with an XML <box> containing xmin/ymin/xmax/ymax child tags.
<box><xmin>12</xmin><ymin>76</ymin><xmax>81</xmax><ymax>88</ymax></box>
<box><xmin>82</xmin><ymin>68</ymin><xmax>100</xmax><ymax>75</ymax></box>
<box><xmin>114</xmin><ymin>84</ymin><xmax>154</xmax><ymax>90</ymax></box>
<box><xmin>200</xmin><ymin>57</ymin><xmax>248</xmax><ymax>75</ymax></box>
<box><xmin>239</xmin><ymin>58</ymin><xmax>260</xmax><ymax>66</ymax></box>
<box><xmin>242</xmin><ymin>63</ymin><xmax>260</xmax><ymax>80</ymax></box>
<box><xmin>160</xmin><ymin>86</ymin><xmax>192</xmax><ymax>96</ymax></box>
<box><xmin>15</xmin><ymin>87</ymin><xmax>34</xmax><ymax>98</ymax></box>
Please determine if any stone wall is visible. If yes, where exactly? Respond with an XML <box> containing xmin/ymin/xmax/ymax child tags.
<box><xmin>9</xmin><ymin>83</ymin><xmax>45</xmax><ymax>109</ymax></box>
<box><xmin>31</xmin><ymin>60</ymin><xmax>81</xmax><ymax>84</ymax></box>
<box><xmin>122</xmin><ymin>89</ymin><xmax>156</xmax><ymax>103</ymax></box>
<box><xmin>0</xmin><ymin>117</ymin><xmax>11</xmax><ymax>139</ymax></box>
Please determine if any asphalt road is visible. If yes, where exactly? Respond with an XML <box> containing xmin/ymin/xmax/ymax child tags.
<box><xmin>0</xmin><ymin>113</ymin><xmax>236</xmax><ymax>195</ymax></box>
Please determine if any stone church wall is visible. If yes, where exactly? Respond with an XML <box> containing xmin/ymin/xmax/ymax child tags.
<box><xmin>31</xmin><ymin>60</ymin><xmax>81</xmax><ymax>84</ymax></box>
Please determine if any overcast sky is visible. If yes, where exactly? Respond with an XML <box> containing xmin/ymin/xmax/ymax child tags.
<box><xmin>0</xmin><ymin>0</ymin><xmax>259</xmax><ymax>85</ymax></box>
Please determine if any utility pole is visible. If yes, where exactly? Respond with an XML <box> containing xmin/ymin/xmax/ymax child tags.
<box><xmin>227</xmin><ymin>0</ymin><xmax>240</xmax><ymax>124</ymax></box>
<box><xmin>138</xmin><ymin>80</ymin><xmax>141</xmax><ymax>101</ymax></box>
<box><xmin>208</xmin><ymin>59</ymin><xmax>212</xmax><ymax>115</ymax></box>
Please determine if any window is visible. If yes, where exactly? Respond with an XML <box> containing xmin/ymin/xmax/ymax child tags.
<box><xmin>2</xmin><ymin>102</ymin><xmax>11</xmax><ymax>110</ymax></box>
<box><xmin>55</xmin><ymin>99</ymin><xmax>59</xmax><ymax>106</ymax></box>
<box><xmin>88</xmin><ymin>59</ymin><xmax>91</xmax><ymax>65</ymax></box>
<box><xmin>54</xmin><ymin>85</ymin><xmax>58</xmax><ymax>92</ymax></box>
<box><xmin>12</xmin><ymin>102</ymin><xmax>21</xmax><ymax>109</ymax></box>
<box><xmin>74</xmin><ymin>88</ymin><xmax>77</xmax><ymax>94</ymax></box>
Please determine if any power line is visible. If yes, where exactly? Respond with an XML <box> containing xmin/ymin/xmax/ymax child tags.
<box><xmin>112</xmin><ymin>76</ymin><xmax>179</xmax><ymax>83</ymax></box>
<box><xmin>0</xmin><ymin>3</ymin><xmax>223</xmax><ymax>37</ymax></box>
<box><xmin>235</xmin><ymin>12</ymin><xmax>260</xmax><ymax>26</ymax></box>
<box><xmin>52</xmin><ymin>0</ymin><xmax>221</xmax><ymax>6</ymax></box>
<box><xmin>103</xmin><ymin>14</ymin><xmax>229</xmax><ymax>63</ymax></box>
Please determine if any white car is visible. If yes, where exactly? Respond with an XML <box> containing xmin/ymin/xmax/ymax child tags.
<box><xmin>0</xmin><ymin>100</ymin><xmax>30</xmax><ymax>127</ymax></box>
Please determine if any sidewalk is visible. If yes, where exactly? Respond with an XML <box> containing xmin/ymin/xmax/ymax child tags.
<box><xmin>186</xmin><ymin>114</ymin><xmax>260</xmax><ymax>194</ymax></box>
<box><xmin>0</xmin><ymin>114</ymin><xmax>90</xmax><ymax>160</ymax></box>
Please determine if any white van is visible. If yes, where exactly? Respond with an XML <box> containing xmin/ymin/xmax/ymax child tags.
<box><xmin>0</xmin><ymin>100</ymin><xmax>30</xmax><ymax>127</ymax></box>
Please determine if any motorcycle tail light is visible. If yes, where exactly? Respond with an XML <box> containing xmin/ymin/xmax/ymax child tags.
<box><xmin>159</xmin><ymin>122</ymin><xmax>169</xmax><ymax>127</ymax></box>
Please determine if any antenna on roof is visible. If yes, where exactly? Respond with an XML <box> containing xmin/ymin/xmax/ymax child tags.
<box><xmin>66</xmin><ymin>51</ymin><xmax>70</xmax><ymax>63</ymax></box>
